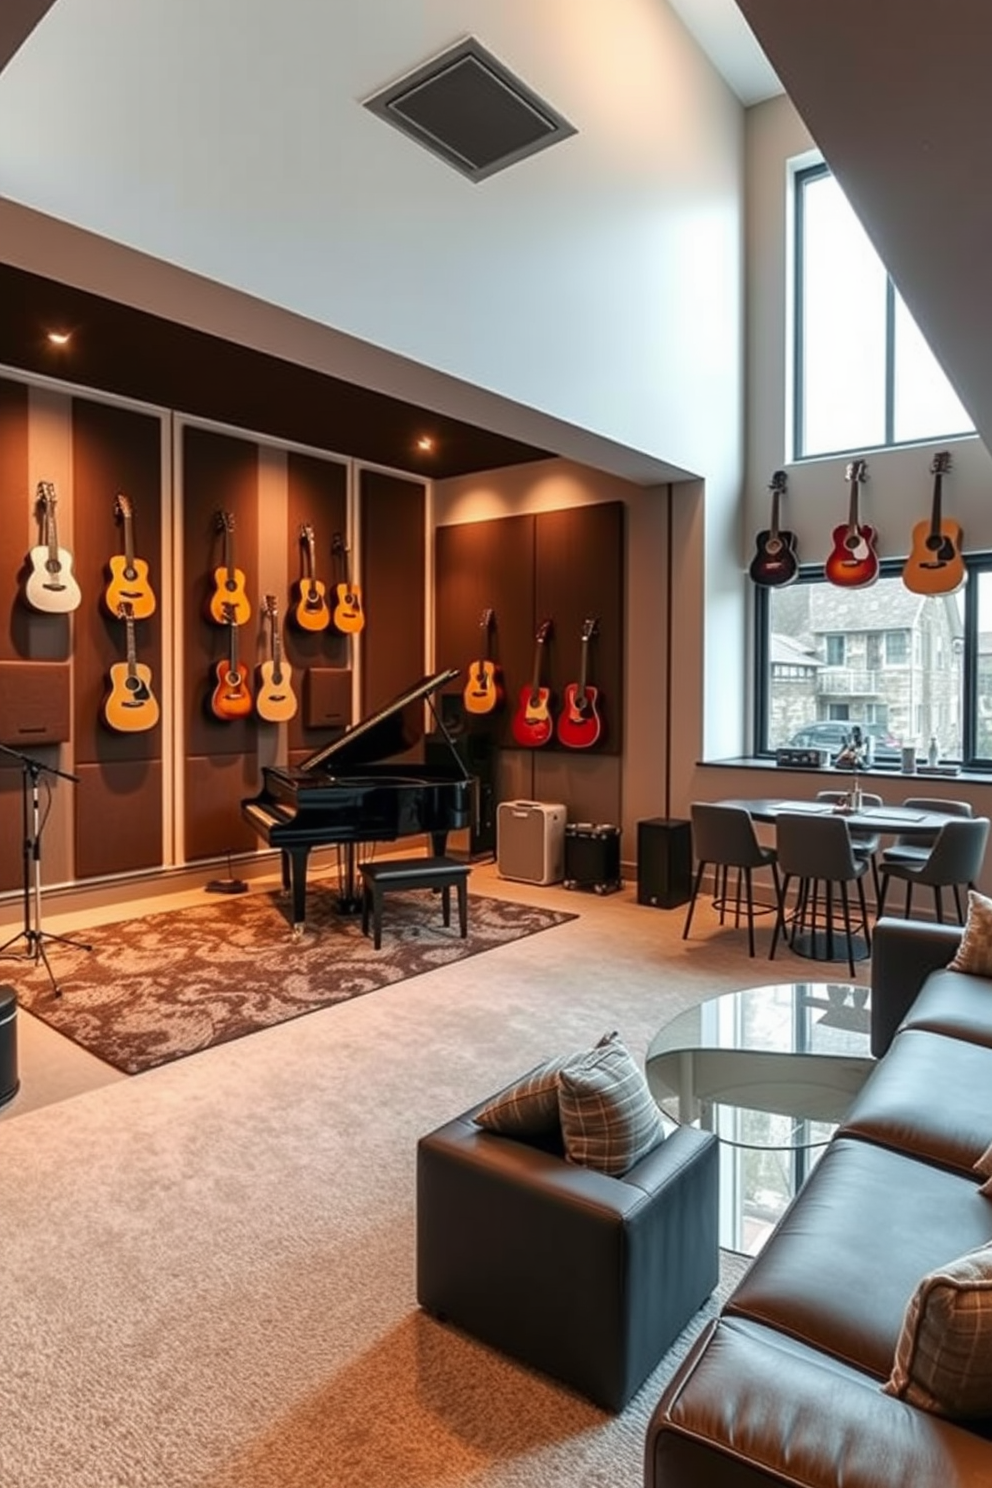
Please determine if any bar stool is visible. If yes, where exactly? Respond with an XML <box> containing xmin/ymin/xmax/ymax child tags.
<box><xmin>770</xmin><ymin>812</ymin><xmax>871</xmax><ymax>978</ymax></box>
<box><xmin>877</xmin><ymin>816</ymin><xmax>989</xmax><ymax>924</ymax></box>
<box><xmin>683</xmin><ymin>803</ymin><xmax>779</xmax><ymax>957</ymax></box>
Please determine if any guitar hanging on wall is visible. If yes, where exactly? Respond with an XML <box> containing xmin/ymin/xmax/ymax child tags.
<box><xmin>210</xmin><ymin>601</ymin><xmax>253</xmax><ymax>720</ymax></box>
<box><xmin>902</xmin><ymin>451</ymin><xmax>966</xmax><ymax>595</ymax></box>
<box><xmin>749</xmin><ymin>470</ymin><xmax>798</xmax><ymax>587</ymax></box>
<box><xmin>557</xmin><ymin>618</ymin><xmax>603</xmax><ymax>749</ymax></box>
<box><xmin>24</xmin><ymin>480</ymin><xmax>82</xmax><ymax>613</ymax></box>
<box><xmin>104</xmin><ymin>492</ymin><xmax>156</xmax><ymax>618</ymax></box>
<box><xmin>511</xmin><ymin>620</ymin><xmax>554</xmax><ymax>747</ymax></box>
<box><xmin>463</xmin><ymin>608</ymin><xmax>504</xmax><ymax>715</ymax></box>
<box><xmin>824</xmin><ymin>458</ymin><xmax>879</xmax><ymax>588</ymax></box>
<box><xmin>207</xmin><ymin>510</ymin><xmax>251</xmax><ymax>626</ymax></box>
<box><xmin>256</xmin><ymin>594</ymin><xmax>298</xmax><ymax>723</ymax></box>
<box><xmin>330</xmin><ymin>531</ymin><xmax>365</xmax><ymax>634</ymax></box>
<box><xmin>103</xmin><ymin>601</ymin><xmax>160</xmax><ymax>732</ymax></box>
<box><xmin>293</xmin><ymin>523</ymin><xmax>331</xmax><ymax>631</ymax></box>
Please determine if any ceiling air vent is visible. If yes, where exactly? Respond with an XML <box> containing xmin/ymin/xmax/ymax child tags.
<box><xmin>363</xmin><ymin>38</ymin><xmax>576</xmax><ymax>183</ymax></box>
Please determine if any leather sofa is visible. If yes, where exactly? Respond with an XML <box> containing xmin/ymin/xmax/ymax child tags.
<box><xmin>645</xmin><ymin>917</ymin><xmax>992</xmax><ymax>1487</ymax></box>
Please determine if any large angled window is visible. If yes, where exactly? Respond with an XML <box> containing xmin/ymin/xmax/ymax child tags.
<box><xmin>794</xmin><ymin>164</ymin><xmax>974</xmax><ymax>459</ymax></box>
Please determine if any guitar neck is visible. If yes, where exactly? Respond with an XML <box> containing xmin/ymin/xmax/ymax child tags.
<box><xmin>930</xmin><ymin>472</ymin><xmax>944</xmax><ymax>536</ymax></box>
<box><xmin>768</xmin><ymin>488</ymin><xmax>781</xmax><ymax>542</ymax></box>
<box><xmin>125</xmin><ymin>614</ymin><xmax>137</xmax><ymax>674</ymax></box>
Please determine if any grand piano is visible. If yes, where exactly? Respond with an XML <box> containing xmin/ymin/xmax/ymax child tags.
<box><xmin>242</xmin><ymin>667</ymin><xmax>471</xmax><ymax>936</ymax></box>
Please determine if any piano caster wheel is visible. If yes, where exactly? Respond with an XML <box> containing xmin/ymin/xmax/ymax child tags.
<box><xmin>291</xmin><ymin>923</ymin><xmax>305</xmax><ymax>943</ymax></box>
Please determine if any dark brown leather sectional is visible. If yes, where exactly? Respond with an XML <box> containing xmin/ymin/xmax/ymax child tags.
<box><xmin>645</xmin><ymin>917</ymin><xmax>992</xmax><ymax>1487</ymax></box>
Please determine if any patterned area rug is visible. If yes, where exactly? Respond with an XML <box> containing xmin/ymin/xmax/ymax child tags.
<box><xmin>8</xmin><ymin>887</ymin><xmax>577</xmax><ymax>1075</ymax></box>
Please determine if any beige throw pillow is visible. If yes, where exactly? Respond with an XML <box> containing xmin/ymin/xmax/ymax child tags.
<box><xmin>883</xmin><ymin>1241</ymin><xmax>992</xmax><ymax>1417</ymax></box>
<box><xmin>557</xmin><ymin>1030</ymin><xmax>666</xmax><ymax>1177</ymax></box>
<box><xmin>948</xmin><ymin>890</ymin><xmax>992</xmax><ymax>977</ymax></box>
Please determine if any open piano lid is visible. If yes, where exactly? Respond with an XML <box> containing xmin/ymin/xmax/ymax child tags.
<box><xmin>299</xmin><ymin>667</ymin><xmax>462</xmax><ymax>775</ymax></box>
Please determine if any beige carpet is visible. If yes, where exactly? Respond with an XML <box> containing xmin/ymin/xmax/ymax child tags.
<box><xmin>0</xmin><ymin>874</ymin><xmax>826</xmax><ymax>1488</ymax></box>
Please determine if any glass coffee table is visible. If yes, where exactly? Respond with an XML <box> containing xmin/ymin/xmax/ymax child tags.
<box><xmin>646</xmin><ymin>981</ymin><xmax>874</xmax><ymax>1254</ymax></box>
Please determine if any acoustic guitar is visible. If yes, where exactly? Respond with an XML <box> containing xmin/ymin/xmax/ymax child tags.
<box><xmin>256</xmin><ymin>594</ymin><xmax>298</xmax><ymax>723</ymax></box>
<box><xmin>557</xmin><ymin>618</ymin><xmax>602</xmax><ymax>749</ymax></box>
<box><xmin>103</xmin><ymin>601</ymin><xmax>159</xmax><ymax>732</ymax></box>
<box><xmin>824</xmin><ymin>459</ymin><xmax>879</xmax><ymax>589</ymax></box>
<box><xmin>207</xmin><ymin>510</ymin><xmax>251</xmax><ymax>626</ymax></box>
<box><xmin>749</xmin><ymin>470</ymin><xmax>798</xmax><ymax>587</ymax></box>
<box><xmin>902</xmin><ymin>451</ymin><xmax>966</xmax><ymax>595</ymax></box>
<box><xmin>511</xmin><ymin>620</ymin><xmax>554</xmax><ymax>747</ymax></box>
<box><xmin>330</xmin><ymin>531</ymin><xmax>365</xmax><ymax>634</ymax></box>
<box><xmin>24</xmin><ymin>481</ymin><xmax>82</xmax><ymax>613</ymax></box>
<box><xmin>293</xmin><ymin>524</ymin><xmax>331</xmax><ymax>631</ymax></box>
<box><xmin>463</xmin><ymin>608</ymin><xmax>504</xmax><ymax>715</ymax></box>
<box><xmin>105</xmin><ymin>492</ymin><xmax>156</xmax><ymax>618</ymax></box>
<box><xmin>210</xmin><ymin>601</ymin><xmax>253</xmax><ymax>719</ymax></box>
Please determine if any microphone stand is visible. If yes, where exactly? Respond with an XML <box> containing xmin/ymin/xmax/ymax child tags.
<box><xmin>0</xmin><ymin>742</ymin><xmax>91</xmax><ymax>997</ymax></box>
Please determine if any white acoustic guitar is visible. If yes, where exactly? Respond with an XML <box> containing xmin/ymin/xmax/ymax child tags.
<box><xmin>25</xmin><ymin>481</ymin><xmax>82</xmax><ymax>613</ymax></box>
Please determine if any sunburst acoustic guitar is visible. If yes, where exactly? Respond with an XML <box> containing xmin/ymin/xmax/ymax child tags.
<box><xmin>24</xmin><ymin>480</ymin><xmax>82</xmax><ymax>614</ymax></box>
<box><xmin>902</xmin><ymin>451</ymin><xmax>966</xmax><ymax>595</ymax></box>
<box><xmin>256</xmin><ymin>594</ymin><xmax>298</xmax><ymax>723</ymax></box>
<box><xmin>825</xmin><ymin>458</ymin><xmax>879</xmax><ymax>589</ymax></box>
<box><xmin>105</xmin><ymin>492</ymin><xmax>156</xmax><ymax>618</ymax></box>
<box><xmin>210</xmin><ymin>601</ymin><xmax>253</xmax><ymax>720</ymax></box>
<box><xmin>463</xmin><ymin>608</ymin><xmax>504</xmax><ymax>715</ymax></box>
<box><xmin>207</xmin><ymin>510</ymin><xmax>251</xmax><ymax>627</ymax></box>
<box><xmin>103</xmin><ymin>601</ymin><xmax>159</xmax><ymax>732</ymax></box>
<box><xmin>511</xmin><ymin>620</ymin><xmax>554</xmax><ymax>748</ymax></box>
<box><xmin>293</xmin><ymin>523</ymin><xmax>331</xmax><ymax>631</ymax></box>
<box><xmin>557</xmin><ymin>618</ymin><xmax>602</xmax><ymax>749</ymax></box>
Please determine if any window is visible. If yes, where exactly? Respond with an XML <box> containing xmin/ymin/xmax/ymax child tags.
<box><xmin>824</xmin><ymin>634</ymin><xmax>845</xmax><ymax>667</ymax></box>
<box><xmin>793</xmin><ymin>164</ymin><xmax>974</xmax><ymax>459</ymax></box>
<box><xmin>755</xmin><ymin>565</ymin><xmax>992</xmax><ymax>766</ymax></box>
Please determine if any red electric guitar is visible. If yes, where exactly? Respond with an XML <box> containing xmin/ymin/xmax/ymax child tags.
<box><xmin>557</xmin><ymin>618</ymin><xmax>602</xmax><ymax>749</ymax></box>
<box><xmin>511</xmin><ymin>620</ymin><xmax>554</xmax><ymax>747</ymax></box>
<box><xmin>825</xmin><ymin>458</ymin><xmax>879</xmax><ymax>589</ymax></box>
<box><xmin>749</xmin><ymin>470</ymin><xmax>798</xmax><ymax>587</ymax></box>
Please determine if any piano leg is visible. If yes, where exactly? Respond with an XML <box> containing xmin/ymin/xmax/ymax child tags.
<box><xmin>286</xmin><ymin>847</ymin><xmax>310</xmax><ymax>940</ymax></box>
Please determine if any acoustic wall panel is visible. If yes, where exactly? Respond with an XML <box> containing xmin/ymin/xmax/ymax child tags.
<box><xmin>360</xmin><ymin>471</ymin><xmax>425</xmax><ymax>722</ymax></box>
<box><xmin>75</xmin><ymin>761</ymin><xmax>164</xmax><ymax>879</ymax></box>
<box><xmin>0</xmin><ymin>378</ymin><xmax>28</xmax><ymax>664</ymax></box>
<box><xmin>284</xmin><ymin>450</ymin><xmax>349</xmax><ymax>754</ymax></box>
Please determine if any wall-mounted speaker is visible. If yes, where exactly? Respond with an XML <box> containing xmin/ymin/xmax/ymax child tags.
<box><xmin>497</xmin><ymin>800</ymin><xmax>566</xmax><ymax>885</ymax></box>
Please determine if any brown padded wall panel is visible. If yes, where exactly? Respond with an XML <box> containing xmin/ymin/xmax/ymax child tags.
<box><xmin>74</xmin><ymin>761</ymin><xmax>163</xmax><ymax>879</ymax></box>
<box><xmin>284</xmin><ymin>451</ymin><xmax>349</xmax><ymax>753</ymax></box>
<box><xmin>360</xmin><ymin>471</ymin><xmax>425</xmax><ymax>720</ymax></box>
<box><xmin>0</xmin><ymin>661</ymin><xmax>71</xmax><ymax>745</ymax></box>
<box><xmin>0</xmin><ymin>759</ymin><xmax>26</xmax><ymax>891</ymax></box>
<box><xmin>72</xmin><ymin>397</ymin><xmax>163</xmax><ymax>765</ymax></box>
<box><xmin>535</xmin><ymin>503</ymin><xmax>624</xmax><ymax>754</ymax></box>
<box><xmin>434</xmin><ymin>514</ymin><xmax>536</xmax><ymax>750</ymax></box>
<box><xmin>184</xmin><ymin>754</ymin><xmax>260</xmax><ymax>862</ymax></box>
<box><xmin>0</xmin><ymin>378</ymin><xmax>28</xmax><ymax>662</ymax></box>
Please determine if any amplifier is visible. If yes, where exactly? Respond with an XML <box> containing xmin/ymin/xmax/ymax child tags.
<box><xmin>775</xmin><ymin>747</ymin><xmax>829</xmax><ymax>768</ymax></box>
<box><xmin>564</xmin><ymin>823</ymin><xmax>622</xmax><ymax>895</ymax></box>
<box><xmin>497</xmin><ymin>801</ymin><xmax>566</xmax><ymax>885</ymax></box>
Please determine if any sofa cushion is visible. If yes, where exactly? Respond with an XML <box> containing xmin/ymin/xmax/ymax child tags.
<box><xmin>474</xmin><ymin>1055</ymin><xmax>571</xmax><ymax>1136</ymax></box>
<box><xmin>883</xmin><ymin>1241</ymin><xmax>992</xmax><ymax>1417</ymax></box>
<box><xmin>897</xmin><ymin>967</ymin><xmax>992</xmax><ymax>1049</ymax></box>
<box><xmin>557</xmin><ymin>1031</ymin><xmax>666</xmax><ymax>1176</ymax></box>
<box><xmin>949</xmin><ymin>891</ymin><xmax>992</xmax><ymax>977</ymax></box>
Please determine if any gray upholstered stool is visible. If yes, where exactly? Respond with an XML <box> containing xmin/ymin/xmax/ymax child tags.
<box><xmin>360</xmin><ymin>855</ymin><xmax>470</xmax><ymax>949</ymax></box>
<box><xmin>0</xmin><ymin>985</ymin><xmax>19</xmax><ymax>1108</ymax></box>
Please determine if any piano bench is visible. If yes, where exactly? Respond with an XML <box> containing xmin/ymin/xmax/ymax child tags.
<box><xmin>360</xmin><ymin>856</ymin><xmax>471</xmax><ymax>951</ymax></box>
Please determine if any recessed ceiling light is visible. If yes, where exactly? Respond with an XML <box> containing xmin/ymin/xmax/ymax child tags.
<box><xmin>46</xmin><ymin>330</ymin><xmax>71</xmax><ymax>346</ymax></box>
<box><xmin>416</xmin><ymin>435</ymin><xmax>435</xmax><ymax>453</ymax></box>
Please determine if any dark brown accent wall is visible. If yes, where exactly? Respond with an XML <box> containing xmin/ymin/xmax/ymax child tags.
<box><xmin>360</xmin><ymin>471</ymin><xmax>426</xmax><ymax>721</ymax></box>
<box><xmin>75</xmin><ymin>761</ymin><xmax>164</xmax><ymax>878</ymax></box>
<box><xmin>284</xmin><ymin>451</ymin><xmax>349</xmax><ymax>755</ymax></box>
<box><xmin>0</xmin><ymin>377</ymin><xmax>28</xmax><ymax>663</ymax></box>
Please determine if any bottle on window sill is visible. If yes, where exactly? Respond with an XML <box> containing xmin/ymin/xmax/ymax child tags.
<box><xmin>927</xmin><ymin>735</ymin><xmax>940</xmax><ymax>768</ymax></box>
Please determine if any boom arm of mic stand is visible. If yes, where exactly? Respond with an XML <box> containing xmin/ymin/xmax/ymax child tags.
<box><xmin>0</xmin><ymin>742</ymin><xmax>79</xmax><ymax>785</ymax></box>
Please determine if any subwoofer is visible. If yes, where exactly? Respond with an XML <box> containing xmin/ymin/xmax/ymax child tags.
<box><xmin>497</xmin><ymin>800</ymin><xmax>566</xmax><ymax>885</ymax></box>
<box><xmin>637</xmin><ymin>817</ymin><xmax>692</xmax><ymax>909</ymax></box>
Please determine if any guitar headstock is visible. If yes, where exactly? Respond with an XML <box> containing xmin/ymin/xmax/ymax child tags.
<box><xmin>300</xmin><ymin>523</ymin><xmax>316</xmax><ymax>547</ymax></box>
<box><xmin>580</xmin><ymin>617</ymin><xmax>600</xmax><ymax>641</ymax></box>
<box><xmin>263</xmin><ymin>593</ymin><xmax>279</xmax><ymax>620</ymax></box>
<box><xmin>331</xmin><ymin>531</ymin><xmax>346</xmax><ymax>556</ymax></box>
<box><xmin>479</xmin><ymin>607</ymin><xmax>495</xmax><ymax>630</ymax></box>
<box><xmin>845</xmin><ymin>459</ymin><xmax>868</xmax><ymax>485</ymax></box>
<box><xmin>535</xmin><ymin>619</ymin><xmax>553</xmax><ymax>643</ymax></box>
<box><xmin>114</xmin><ymin>492</ymin><xmax>133</xmax><ymax>522</ymax></box>
<box><xmin>36</xmin><ymin>480</ymin><xmax>56</xmax><ymax>511</ymax></box>
<box><xmin>769</xmin><ymin>470</ymin><xmax>787</xmax><ymax>494</ymax></box>
<box><xmin>116</xmin><ymin>599</ymin><xmax>135</xmax><ymax>622</ymax></box>
<box><xmin>931</xmin><ymin>450</ymin><xmax>952</xmax><ymax>477</ymax></box>
<box><xmin>214</xmin><ymin>509</ymin><xmax>235</xmax><ymax>534</ymax></box>
<box><xmin>220</xmin><ymin>600</ymin><xmax>238</xmax><ymax>626</ymax></box>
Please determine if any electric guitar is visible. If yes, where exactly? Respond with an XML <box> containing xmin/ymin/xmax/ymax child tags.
<box><xmin>24</xmin><ymin>481</ymin><xmax>82</xmax><ymax>613</ymax></box>
<box><xmin>825</xmin><ymin>459</ymin><xmax>879</xmax><ymax>588</ymax></box>
<box><xmin>902</xmin><ymin>451</ymin><xmax>966</xmax><ymax>595</ymax></box>
<box><xmin>511</xmin><ymin>620</ymin><xmax>554</xmax><ymax>747</ymax></box>
<box><xmin>557</xmin><ymin>618</ymin><xmax>603</xmax><ymax>749</ymax></box>
<box><xmin>103</xmin><ymin>601</ymin><xmax>160</xmax><ymax>732</ymax></box>
<box><xmin>293</xmin><ymin>524</ymin><xmax>331</xmax><ymax>631</ymax></box>
<box><xmin>256</xmin><ymin>594</ymin><xmax>298</xmax><ymax>722</ymax></box>
<box><xmin>207</xmin><ymin>510</ymin><xmax>251</xmax><ymax>626</ymax></box>
<box><xmin>104</xmin><ymin>492</ymin><xmax>156</xmax><ymax>618</ymax></box>
<box><xmin>463</xmin><ymin>608</ymin><xmax>504</xmax><ymax>715</ymax></box>
<box><xmin>210</xmin><ymin>602</ymin><xmax>253</xmax><ymax>719</ymax></box>
<box><xmin>749</xmin><ymin>470</ymin><xmax>798</xmax><ymax>587</ymax></box>
<box><xmin>330</xmin><ymin>532</ymin><xmax>365</xmax><ymax>634</ymax></box>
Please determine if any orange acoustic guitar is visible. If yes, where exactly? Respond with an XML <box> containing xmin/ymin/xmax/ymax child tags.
<box><xmin>103</xmin><ymin>601</ymin><xmax>159</xmax><ymax>733</ymax></box>
<box><xmin>825</xmin><ymin>458</ymin><xmax>879</xmax><ymax>589</ymax></box>
<box><xmin>210</xmin><ymin>601</ymin><xmax>253</xmax><ymax>720</ymax></box>
<box><xmin>207</xmin><ymin>510</ymin><xmax>251</xmax><ymax>627</ymax></box>
<box><xmin>255</xmin><ymin>594</ymin><xmax>298</xmax><ymax>723</ymax></box>
<box><xmin>330</xmin><ymin>531</ymin><xmax>365</xmax><ymax>634</ymax></box>
<box><xmin>104</xmin><ymin>492</ymin><xmax>155</xmax><ymax>619</ymax></box>
<box><xmin>902</xmin><ymin>451</ymin><xmax>966</xmax><ymax>595</ymax></box>
<box><xmin>557</xmin><ymin>618</ymin><xmax>602</xmax><ymax>749</ymax></box>
<box><xmin>293</xmin><ymin>523</ymin><xmax>330</xmax><ymax>631</ymax></box>
<box><xmin>511</xmin><ymin>620</ymin><xmax>554</xmax><ymax>747</ymax></box>
<box><xmin>463</xmin><ymin>608</ymin><xmax>504</xmax><ymax>715</ymax></box>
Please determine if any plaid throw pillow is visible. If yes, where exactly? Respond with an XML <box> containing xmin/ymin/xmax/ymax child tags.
<box><xmin>557</xmin><ymin>1030</ymin><xmax>666</xmax><ymax>1177</ymax></box>
<box><xmin>949</xmin><ymin>890</ymin><xmax>992</xmax><ymax>977</ymax></box>
<box><xmin>883</xmin><ymin>1241</ymin><xmax>992</xmax><ymax>1417</ymax></box>
<box><xmin>974</xmin><ymin>1138</ymin><xmax>992</xmax><ymax>1195</ymax></box>
<box><xmin>474</xmin><ymin>1055</ymin><xmax>571</xmax><ymax>1136</ymax></box>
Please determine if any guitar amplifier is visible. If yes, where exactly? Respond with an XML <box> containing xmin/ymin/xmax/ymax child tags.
<box><xmin>563</xmin><ymin>823</ymin><xmax>622</xmax><ymax>894</ymax></box>
<box><xmin>775</xmin><ymin>747</ymin><xmax>829</xmax><ymax>768</ymax></box>
<box><xmin>497</xmin><ymin>801</ymin><xmax>566</xmax><ymax>885</ymax></box>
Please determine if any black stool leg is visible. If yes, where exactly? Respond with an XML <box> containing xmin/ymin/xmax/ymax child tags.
<box><xmin>442</xmin><ymin>884</ymin><xmax>451</xmax><ymax>927</ymax></box>
<box><xmin>457</xmin><ymin>879</ymin><xmax>467</xmax><ymax>937</ymax></box>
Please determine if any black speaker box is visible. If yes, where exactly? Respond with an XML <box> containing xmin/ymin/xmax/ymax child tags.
<box><xmin>564</xmin><ymin>823</ymin><xmax>622</xmax><ymax>893</ymax></box>
<box><xmin>637</xmin><ymin>817</ymin><xmax>692</xmax><ymax>909</ymax></box>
